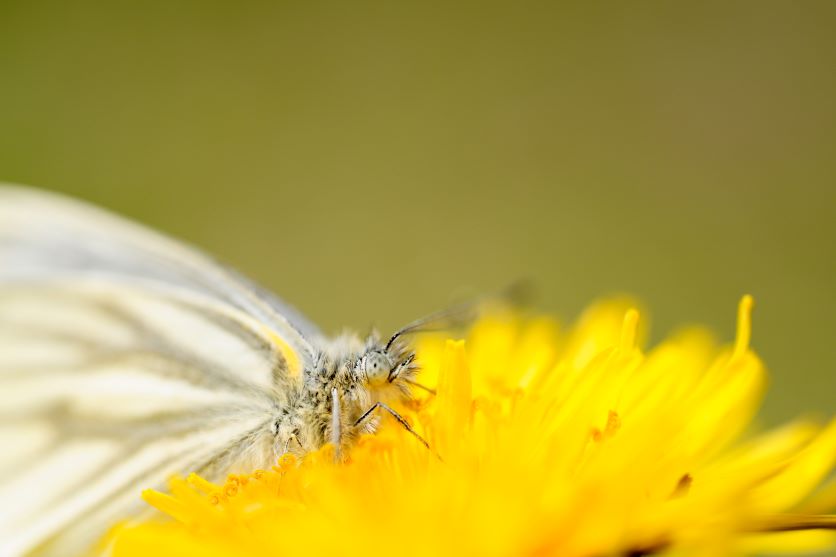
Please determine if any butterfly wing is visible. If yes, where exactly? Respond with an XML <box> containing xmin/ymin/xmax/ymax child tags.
<box><xmin>0</xmin><ymin>185</ymin><xmax>321</xmax><ymax>361</ymax></box>
<box><xmin>0</xmin><ymin>186</ymin><xmax>313</xmax><ymax>555</ymax></box>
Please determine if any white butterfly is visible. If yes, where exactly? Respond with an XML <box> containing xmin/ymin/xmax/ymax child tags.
<box><xmin>0</xmin><ymin>185</ymin><xmax>449</xmax><ymax>556</ymax></box>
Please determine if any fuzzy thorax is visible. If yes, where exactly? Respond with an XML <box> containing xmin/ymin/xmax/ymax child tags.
<box><xmin>272</xmin><ymin>332</ymin><xmax>419</xmax><ymax>457</ymax></box>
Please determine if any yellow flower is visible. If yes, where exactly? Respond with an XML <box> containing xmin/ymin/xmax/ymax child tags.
<box><xmin>107</xmin><ymin>296</ymin><xmax>836</xmax><ymax>556</ymax></box>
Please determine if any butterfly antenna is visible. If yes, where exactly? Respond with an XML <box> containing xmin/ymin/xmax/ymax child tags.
<box><xmin>384</xmin><ymin>279</ymin><xmax>534</xmax><ymax>351</ymax></box>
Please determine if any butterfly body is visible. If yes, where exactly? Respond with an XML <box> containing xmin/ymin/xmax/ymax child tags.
<box><xmin>273</xmin><ymin>333</ymin><xmax>418</xmax><ymax>457</ymax></box>
<box><xmin>0</xmin><ymin>185</ymin><xmax>431</xmax><ymax>556</ymax></box>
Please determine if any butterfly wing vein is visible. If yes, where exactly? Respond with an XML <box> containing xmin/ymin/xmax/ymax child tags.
<box><xmin>0</xmin><ymin>185</ymin><xmax>312</xmax><ymax>556</ymax></box>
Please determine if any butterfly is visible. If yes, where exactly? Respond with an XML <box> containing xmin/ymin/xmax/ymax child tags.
<box><xmin>0</xmin><ymin>185</ymin><xmax>472</xmax><ymax>556</ymax></box>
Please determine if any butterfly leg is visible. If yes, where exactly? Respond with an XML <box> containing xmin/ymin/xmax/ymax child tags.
<box><xmin>354</xmin><ymin>402</ymin><xmax>430</xmax><ymax>450</ymax></box>
<box><xmin>331</xmin><ymin>388</ymin><xmax>342</xmax><ymax>461</ymax></box>
<box><xmin>388</xmin><ymin>354</ymin><xmax>436</xmax><ymax>395</ymax></box>
<box><xmin>387</xmin><ymin>353</ymin><xmax>415</xmax><ymax>382</ymax></box>
<box><xmin>403</xmin><ymin>378</ymin><xmax>436</xmax><ymax>395</ymax></box>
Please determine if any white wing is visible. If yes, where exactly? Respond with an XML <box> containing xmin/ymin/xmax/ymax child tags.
<box><xmin>0</xmin><ymin>184</ymin><xmax>322</xmax><ymax>360</ymax></box>
<box><xmin>0</xmin><ymin>186</ymin><xmax>316</xmax><ymax>556</ymax></box>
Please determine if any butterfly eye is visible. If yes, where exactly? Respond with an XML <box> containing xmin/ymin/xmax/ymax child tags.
<box><xmin>363</xmin><ymin>351</ymin><xmax>391</xmax><ymax>386</ymax></box>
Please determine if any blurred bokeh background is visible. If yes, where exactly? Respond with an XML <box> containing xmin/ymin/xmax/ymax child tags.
<box><xmin>0</xmin><ymin>1</ymin><xmax>833</xmax><ymax>426</ymax></box>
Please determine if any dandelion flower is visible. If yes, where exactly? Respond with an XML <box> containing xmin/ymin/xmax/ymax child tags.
<box><xmin>109</xmin><ymin>296</ymin><xmax>836</xmax><ymax>556</ymax></box>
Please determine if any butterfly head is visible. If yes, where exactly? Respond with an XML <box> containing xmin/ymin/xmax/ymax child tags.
<box><xmin>353</xmin><ymin>334</ymin><xmax>417</xmax><ymax>393</ymax></box>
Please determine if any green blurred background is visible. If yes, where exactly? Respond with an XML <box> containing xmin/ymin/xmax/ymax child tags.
<box><xmin>0</xmin><ymin>1</ymin><xmax>833</xmax><ymax>426</ymax></box>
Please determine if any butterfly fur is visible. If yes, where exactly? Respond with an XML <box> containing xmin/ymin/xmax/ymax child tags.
<box><xmin>0</xmin><ymin>185</ymin><xmax>418</xmax><ymax>556</ymax></box>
